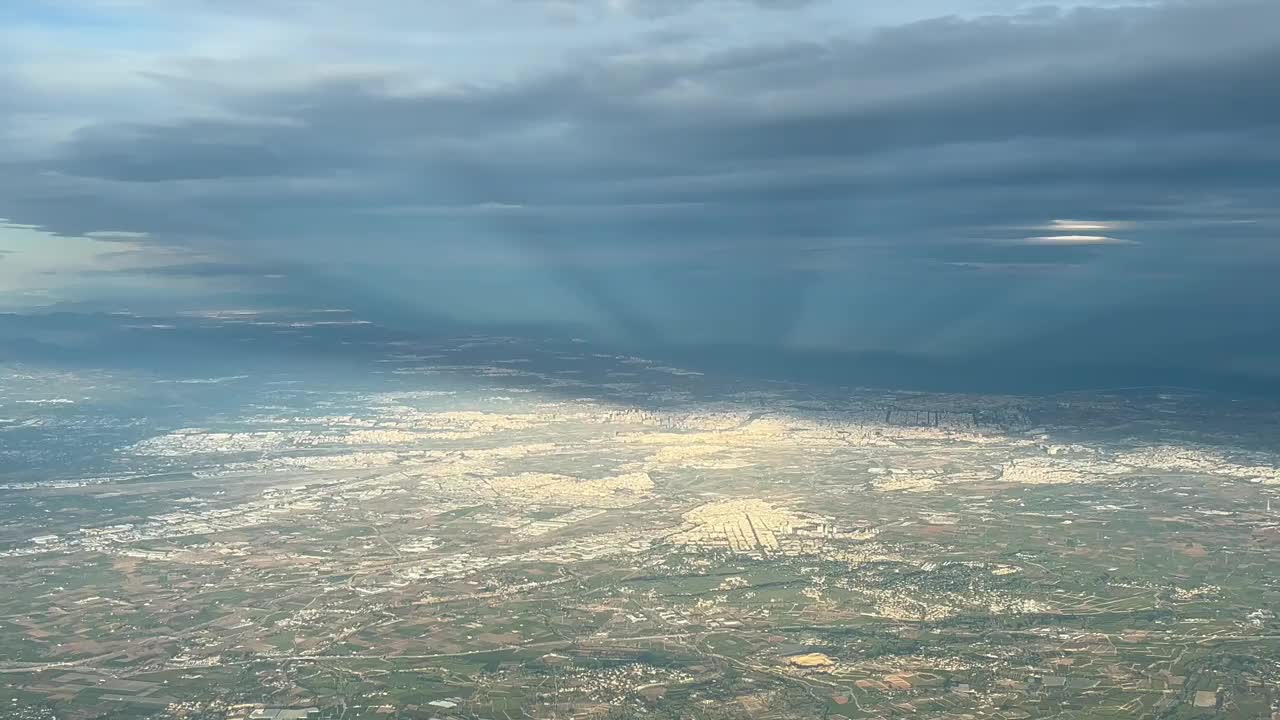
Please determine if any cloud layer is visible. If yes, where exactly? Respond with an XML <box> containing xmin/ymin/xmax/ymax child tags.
<box><xmin>2</xmin><ymin>0</ymin><xmax>1279</xmax><ymax>384</ymax></box>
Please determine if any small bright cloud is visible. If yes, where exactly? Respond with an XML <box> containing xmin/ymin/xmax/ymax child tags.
<box><xmin>85</xmin><ymin>230</ymin><xmax>151</xmax><ymax>240</ymax></box>
<box><xmin>1027</xmin><ymin>220</ymin><xmax>1137</xmax><ymax>232</ymax></box>
<box><xmin>1022</xmin><ymin>234</ymin><xmax>1133</xmax><ymax>246</ymax></box>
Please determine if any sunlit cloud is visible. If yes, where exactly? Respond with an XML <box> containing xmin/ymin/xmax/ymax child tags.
<box><xmin>1021</xmin><ymin>235</ymin><xmax>1133</xmax><ymax>246</ymax></box>
<box><xmin>0</xmin><ymin>221</ymin><xmax>235</xmax><ymax>307</ymax></box>
<box><xmin>85</xmin><ymin>230</ymin><xmax>151</xmax><ymax>240</ymax></box>
<box><xmin>1037</xmin><ymin>219</ymin><xmax>1137</xmax><ymax>232</ymax></box>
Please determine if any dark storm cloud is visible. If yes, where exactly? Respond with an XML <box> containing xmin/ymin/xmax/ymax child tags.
<box><xmin>32</xmin><ymin>0</ymin><xmax>1280</xmax><ymax>222</ymax></box>
<box><xmin>2</xmin><ymin>0</ymin><xmax>1279</xmax><ymax>388</ymax></box>
<box><xmin>70</xmin><ymin>260</ymin><xmax>295</xmax><ymax>279</ymax></box>
<box><xmin>592</xmin><ymin>0</ymin><xmax>822</xmax><ymax>18</ymax></box>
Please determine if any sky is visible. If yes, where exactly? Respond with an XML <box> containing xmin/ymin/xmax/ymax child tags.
<box><xmin>2</xmin><ymin>0</ymin><xmax>1279</xmax><ymax>388</ymax></box>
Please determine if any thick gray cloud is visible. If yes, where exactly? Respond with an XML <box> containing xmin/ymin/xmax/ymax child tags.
<box><xmin>1</xmin><ymin>0</ymin><xmax>1279</xmax><ymax>387</ymax></box>
<box><xmin>544</xmin><ymin>0</ymin><xmax>823</xmax><ymax>19</ymax></box>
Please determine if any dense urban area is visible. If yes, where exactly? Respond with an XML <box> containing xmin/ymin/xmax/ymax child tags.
<box><xmin>2</xmin><ymin>312</ymin><xmax>1279</xmax><ymax>719</ymax></box>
